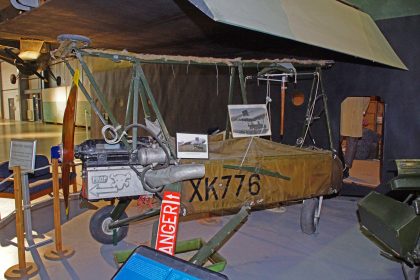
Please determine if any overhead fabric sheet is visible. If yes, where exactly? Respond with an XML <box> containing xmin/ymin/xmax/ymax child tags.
<box><xmin>189</xmin><ymin>0</ymin><xmax>407</xmax><ymax>70</ymax></box>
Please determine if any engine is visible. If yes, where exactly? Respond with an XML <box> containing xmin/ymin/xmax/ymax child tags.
<box><xmin>75</xmin><ymin>138</ymin><xmax>205</xmax><ymax>201</ymax></box>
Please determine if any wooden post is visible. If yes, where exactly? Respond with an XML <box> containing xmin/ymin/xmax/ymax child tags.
<box><xmin>14</xmin><ymin>167</ymin><xmax>25</xmax><ymax>269</ymax></box>
<box><xmin>280</xmin><ymin>76</ymin><xmax>287</xmax><ymax>136</ymax></box>
<box><xmin>4</xmin><ymin>166</ymin><xmax>38</xmax><ymax>279</ymax></box>
<box><xmin>44</xmin><ymin>159</ymin><xmax>75</xmax><ymax>260</ymax></box>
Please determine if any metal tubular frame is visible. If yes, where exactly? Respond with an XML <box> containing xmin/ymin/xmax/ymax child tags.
<box><xmin>60</xmin><ymin>43</ymin><xmax>337</xmax><ymax>260</ymax></box>
<box><xmin>124</xmin><ymin>77</ymin><xmax>134</xmax><ymax>127</ymax></box>
<box><xmin>297</xmin><ymin>68</ymin><xmax>334</xmax><ymax>151</ymax></box>
<box><xmin>237</xmin><ymin>63</ymin><xmax>248</xmax><ymax>104</ymax></box>
<box><xmin>225</xmin><ymin>66</ymin><xmax>236</xmax><ymax>139</ymax></box>
<box><xmin>65</xmin><ymin>47</ymin><xmax>176</xmax><ymax>156</ymax></box>
<box><xmin>64</xmin><ymin>61</ymin><xmax>108</xmax><ymax>127</ymax></box>
<box><xmin>318</xmin><ymin>68</ymin><xmax>334</xmax><ymax>151</ymax></box>
<box><xmin>109</xmin><ymin>208</ymin><xmax>160</xmax><ymax>229</ymax></box>
<box><xmin>110</xmin><ymin>198</ymin><xmax>131</xmax><ymax>220</ymax></box>
<box><xmin>137</xmin><ymin>63</ymin><xmax>175</xmax><ymax>157</ymax></box>
<box><xmin>252</xmin><ymin>67</ymin><xmax>334</xmax><ymax>152</ymax></box>
<box><xmin>190</xmin><ymin>206</ymin><xmax>250</xmax><ymax>266</ymax></box>
<box><xmin>132</xmin><ymin>61</ymin><xmax>140</xmax><ymax>149</ymax></box>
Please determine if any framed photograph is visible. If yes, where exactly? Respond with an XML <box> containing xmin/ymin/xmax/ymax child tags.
<box><xmin>176</xmin><ymin>133</ymin><xmax>208</xmax><ymax>159</ymax></box>
<box><xmin>228</xmin><ymin>104</ymin><xmax>272</xmax><ymax>138</ymax></box>
<box><xmin>9</xmin><ymin>139</ymin><xmax>37</xmax><ymax>173</ymax></box>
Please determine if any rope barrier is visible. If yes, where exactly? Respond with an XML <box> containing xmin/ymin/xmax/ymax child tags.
<box><xmin>0</xmin><ymin>174</ymin><xmax>14</xmax><ymax>185</ymax></box>
<box><xmin>0</xmin><ymin>160</ymin><xmax>80</xmax><ymax>186</ymax></box>
<box><xmin>33</xmin><ymin>165</ymin><xmax>51</xmax><ymax>172</ymax></box>
<box><xmin>0</xmin><ymin>165</ymin><xmax>52</xmax><ymax>186</ymax></box>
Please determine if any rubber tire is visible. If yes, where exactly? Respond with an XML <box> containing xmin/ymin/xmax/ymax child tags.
<box><xmin>56</xmin><ymin>76</ymin><xmax>62</xmax><ymax>87</ymax></box>
<box><xmin>300</xmin><ymin>198</ymin><xmax>319</xmax><ymax>235</ymax></box>
<box><xmin>89</xmin><ymin>205</ymin><xmax>129</xmax><ymax>244</ymax></box>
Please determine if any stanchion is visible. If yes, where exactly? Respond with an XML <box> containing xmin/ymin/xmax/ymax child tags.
<box><xmin>4</xmin><ymin>166</ymin><xmax>38</xmax><ymax>279</ymax></box>
<box><xmin>44</xmin><ymin>159</ymin><xmax>75</xmax><ymax>260</ymax></box>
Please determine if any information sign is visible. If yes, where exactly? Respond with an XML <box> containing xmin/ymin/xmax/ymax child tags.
<box><xmin>9</xmin><ymin>139</ymin><xmax>37</xmax><ymax>173</ymax></box>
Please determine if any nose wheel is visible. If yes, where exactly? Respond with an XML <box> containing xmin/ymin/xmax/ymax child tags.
<box><xmin>89</xmin><ymin>205</ymin><xmax>129</xmax><ymax>244</ymax></box>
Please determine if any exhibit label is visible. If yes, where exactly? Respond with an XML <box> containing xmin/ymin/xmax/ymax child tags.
<box><xmin>155</xmin><ymin>191</ymin><xmax>181</xmax><ymax>256</ymax></box>
<box><xmin>9</xmin><ymin>139</ymin><xmax>37</xmax><ymax>173</ymax></box>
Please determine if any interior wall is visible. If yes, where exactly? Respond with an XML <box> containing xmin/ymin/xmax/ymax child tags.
<box><xmin>91</xmin><ymin>63</ymin><xmax>270</xmax><ymax>138</ymax></box>
<box><xmin>1</xmin><ymin>62</ymin><xmax>20</xmax><ymax>120</ymax></box>
<box><xmin>40</xmin><ymin>59</ymin><xmax>91</xmax><ymax>126</ymax></box>
<box><xmin>315</xmin><ymin>15</ymin><xmax>420</xmax><ymax>183</ymax></box>
<box><xmin>88</xmin><ymin>15</ymin><xmax>419</xmax><ymax>189</ymax></box>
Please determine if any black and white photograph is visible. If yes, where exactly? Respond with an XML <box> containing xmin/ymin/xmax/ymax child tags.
<box><xmin>228</xmin><ymin>104</ymin><xmax>272</xmax><ymax>138</ymax></box>
<box><xmin>176</xmin><ymin>133</ymin><xmax>208</xmax><ymax>159</ymax></box>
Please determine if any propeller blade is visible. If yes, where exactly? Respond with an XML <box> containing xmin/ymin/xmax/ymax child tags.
<box><xmin>62</xmin><ymin>83</ymin><xmax>78</xmax><ymax>217</ymax></box>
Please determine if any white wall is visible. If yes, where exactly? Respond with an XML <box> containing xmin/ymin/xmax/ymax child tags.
<box><xmin>1</xmin><ymin>62</ymin><xmax>21</xmax><ymax>120</ymax></box>
<box><xmin>49</xmin><ymin>59</ymin><xmax>87</xmax><ymax>88</ymax></box>
<box><xmin>28</xmin><ymin>75</ymin><xmax>41</xmax><ymax>90</ymax></box>
<box><xmin>1</xmin><ymin>57</ymin><xmax>93</xmax><ymax>123</ymax></box>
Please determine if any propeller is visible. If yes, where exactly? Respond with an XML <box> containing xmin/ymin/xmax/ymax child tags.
<box><xmin>61</xmin><ymin>70</ymin><xmax>79</xmax><ymax>217</ymax></box>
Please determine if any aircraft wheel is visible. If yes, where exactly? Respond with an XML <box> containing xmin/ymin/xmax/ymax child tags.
<box><xmin>300</xmin><ymin>198</ymin><xmax>319</xmax><ymax>234</ymax></box>
<box><xmin>89</xmin><ymin>205</ymin><xmax>128</xmax><ymax>244</ymax></box>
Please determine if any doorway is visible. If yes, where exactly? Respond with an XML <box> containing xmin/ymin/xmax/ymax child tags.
<box><xmin>340</xmin><ymin>96</ymin><xmax>384</xmax><ymax>188</ymax></box>
<box><xmin>8</xmin><ymin>98</ymin><xmax>15</xmax><ymax>120</ymax></box>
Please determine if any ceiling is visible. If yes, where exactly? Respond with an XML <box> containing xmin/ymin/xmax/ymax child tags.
<box><xmin>0</xmin><ymin>0</ymin><xmax>413</xmax><ymax>66</ymax></box>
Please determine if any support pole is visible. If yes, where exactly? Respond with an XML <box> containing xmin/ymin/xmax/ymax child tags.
<box><xmin>135</xmin><ymin>61</ymin><xmax>151</xmax><ymax>120</ymax></box>
<box><xmin>280</xmin><ymin>76</ymin><xmax>287</xmax><ymax>137</ymax></box>
<box><xmin>189</xmin><ymin>206</ymin><xmax>250</xmax><ymax>266</ymax></box>
<box><xmin>318</xmin><ymin>68</ymin><xmax>335</xmax><ymax>151</ymax></box>
<box><xmin>237</xmin><ymin>64</ymin><xmax>248</xmax><ymax>104</ymax></box>
<box><xmin>21</xmin><ymin>174</ymin><xmax>34</xmax><ymax>244</ymax></box>
<box><xmin>64</xmin><ymin>61</ymin><xmax>108</xmax><ymax>127</ymax></box>
<box><xmin>225</xmin><ymin>67</ymin><xmax>236</xmax><ymax>139</ymax></box>
<box><xmin>20</xmin><ymin>172</ymin><xmax>52</xmax><ymax>249</ymax></box>
<box><xmin>124</xmin><ymin>77</ymin><xmax>134</xmax><ymax>127</ymax></box>
<box><xmin>132</xmin><ymin>62</ymin><xmax>140</xmax><ymax>150</ymax></box>
<box><xmin>75</xmin><ymin>52</ymin><xmax>120</xmax><ymax>129</ymax></box>
<box><xmin>4</xmin><ymin>166</ymin><xmax>38</xmax><ymax>279</ymax></box>
<box><xmin>300</xmin><ymin>73</ymin><xmax>317</xmax><ymax>138</ymax></box>
<box><xmin>67</xmin><ymin>54</ymin><xmax>129</xmax><ymax>148</ymax></box>
<box><xmin>138</xmin><ymin>64</ymin><xmax>176</xmax><ymax>157</ymax></box>
<box><xmin>84</xmin><ymin>109</ymin><xmax>90</xmax><ymax>139</ymax></box>
<box><xmin>44</xmin><ymin>159</ymin><xmax>75</xmax><ymax>260</ymax></box>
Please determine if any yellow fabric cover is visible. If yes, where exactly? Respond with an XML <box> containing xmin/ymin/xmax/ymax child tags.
<box><xmin>181</xmin><ymin>137</ymin><xmax>340</xmax><ymax>214</ymax></box>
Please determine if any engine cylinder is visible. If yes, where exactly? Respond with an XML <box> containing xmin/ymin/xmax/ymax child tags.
<box><xmin>138</xmin><ymin>147</ymin><xmax>167</xmax><ymax>165</ymax></box>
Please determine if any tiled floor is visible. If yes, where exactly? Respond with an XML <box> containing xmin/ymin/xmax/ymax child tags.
<box><xmin>0</xmin><ymin>196</ymin><xmax>407</xmax><ymax>280</ymax></box>
<box><xmin>0</xmin><ymin>120</ymin><xmax>87</xmax><ymax>162</ymax></box>
<box><xmin>0</xmin><ymin>120</ymin><xmax>412</xmax><ymax>279</ymax></box>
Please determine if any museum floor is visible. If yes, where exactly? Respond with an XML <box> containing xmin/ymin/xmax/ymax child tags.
<box><xmin>0</xmin><ymin>120</ymin><xmax>406</xmax><ymax>280</ymax></box>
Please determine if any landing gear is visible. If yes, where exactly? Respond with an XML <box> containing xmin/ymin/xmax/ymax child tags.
<box><xmin>300</xmin><ymin>197</ymin><xmax>322</xmax><ymax>234</ymax></box>
<box><xmin>89</xmin><ymin>205</ymin><xmax>128</xmax><ymax>244</ymax></box>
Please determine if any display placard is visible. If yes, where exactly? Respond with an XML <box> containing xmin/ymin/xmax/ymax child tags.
<box><xmin>228</xmin><ymin>104</ymin><xmax>271</xmax><ymax>138</ymax></box>
<box><xmin>176</xmin><ymin>133</ymin><xmax>208</xmax><ymax>159</ymax></box>
<box><xmin>113</xmin><ymin>245</ymin><xmax>228</xmax><ymax>280</ymax></box>
<box><xmin>9</xmin><ymin>139</ymin><xmax>37</xmax><ymax>173</ymax></box>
